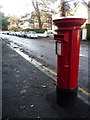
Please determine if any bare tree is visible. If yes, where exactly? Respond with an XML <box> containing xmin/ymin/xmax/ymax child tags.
<box><xmin>60</xmin><ymin>0</ymin><xmax>67</xmax><ymax>16</ymax></box>
<box><xmin>59</xmin><ymin>0</ymin><xmax>90</xmax><ymax>17</ymax></box>
<box><xmin>59</xmin><ymin>0</ymin><xmax>79</xmax><ymax>16</ymax></box>
<box><xmin>8</xmin><ymin>15</ymin><xmax>20</xmax><ymax>28</ymax></box>
<box><xmin>32</xmin><ymin>0</ymin><xmax>42</xmax><ymax>28</ymax></box>
<box><xmin>81</xmin><ymin>0</ymin><xmax>90</xmax><ymax>8</ymax></box>
<box><xmin>32</xmin><ymin>0</ymin><xmax>56</xmax><ymax>28</ymax></box>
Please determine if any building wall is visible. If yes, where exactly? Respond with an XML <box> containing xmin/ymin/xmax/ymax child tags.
<box><xmin>73</xmin><ymin>4</ymin><xmax>88</xmax><ymax>25</ymax></box>
<box><xmin>88</xmin><ymin>8</ymin><xmax>90</xmax><ymax>23</ymax></box>
<box><xmin>86</xmin><ymin>8</ymin><xmax>90</xmax><ymax>40</ymax></box>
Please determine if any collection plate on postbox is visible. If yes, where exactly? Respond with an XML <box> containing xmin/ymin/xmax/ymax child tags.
<box><xmin>56</xmin><ymin>41</ymin><xmax>62</xmax><ymax>56</ymax></box>
<box><xmin>55</xmin><ymin>34</ymin><xmax>64</xmax><ymax>56</ymax></box>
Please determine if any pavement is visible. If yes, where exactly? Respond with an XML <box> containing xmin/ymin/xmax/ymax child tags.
<box><xmin>2</xmin><ymin>39</ymin><xmax>90</xmax><ymax>119</ymax></box>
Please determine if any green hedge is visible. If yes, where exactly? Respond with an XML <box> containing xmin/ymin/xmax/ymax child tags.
<box><xmin>22</xmin><ymin>28</ymin><xmax>47</xmax><ymax>33</ymax></box>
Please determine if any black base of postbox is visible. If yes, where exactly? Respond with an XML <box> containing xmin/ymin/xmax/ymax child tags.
<box><xmin>56</xmin><ymin>86</ymin><xmax>78</xmax><ymax>108</ymax></box>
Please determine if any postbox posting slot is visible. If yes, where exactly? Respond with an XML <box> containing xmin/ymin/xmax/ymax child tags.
<box><xmin>56</xmin><ymin>41</ymin><xmax>63</xmax><ymax>56</ymax></box>
<box><xmin>54</xmin><ymin>34</ymin><xmax>64</xmax><ymax>40</ymax></box>
<box><xmin>54</xmin><ymin>33</ymin><xmax>70</xmax><ymax>42</ymax></box>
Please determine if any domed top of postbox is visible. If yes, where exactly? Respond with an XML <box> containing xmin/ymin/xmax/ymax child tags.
<box><xmin>53</xmin><ymin>17</ymin><xmax>86</xmax><ymax>29</ymax></box>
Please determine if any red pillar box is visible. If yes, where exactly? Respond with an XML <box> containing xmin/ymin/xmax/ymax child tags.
<box><xmin>53</xmin><ymin>17</ymin><xmax>86</xmax><ymax>108</ymax></box>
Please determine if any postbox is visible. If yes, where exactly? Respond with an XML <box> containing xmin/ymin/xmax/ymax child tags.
<box><xmin>53</xmin><ymin>17</ymin><xmax>86</xmax><ymax>107</ymax></box>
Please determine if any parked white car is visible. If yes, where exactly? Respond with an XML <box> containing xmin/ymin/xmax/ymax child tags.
<box><xmin>21</xmin><ymin>32</ymin><xmax>28</xmax><ymax>37</ymax></box>
<box><xmin>47</xmin><ymin>30</ymin><xmax>57</xmax><ymax>34</ymax></box>
<box><xmin>9</xmin><ymin>31</ymin><xmax>16</xmax><ymax>35</ymax></box>
<box><xmin>37</xmin><ymin>31</ymin><xmax>49</xmax><ymax>38</ymax></box>
<box><xmin>26</xmin><ymin>31</ymin><xmax>38</xmax><ymax>39</ymax></box>
<box><xmin>15</xmin><ymin>32</ymin><xmax>21</xmax><ymax>36</ymax></box>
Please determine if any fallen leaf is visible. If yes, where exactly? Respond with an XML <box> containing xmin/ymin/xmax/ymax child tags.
<box><xmin>34</xmin><ymin>71</ymin><xmax>37</xmax><ymax>73</ymax></box>
<box><xmin>20</xmin><ymin>89</ymin><xmax>27</xmax><ymax>94</ymax></box>
<box><xmin>23</xmin><ymin>86</ymin><xmax>28</xmax><ymax>89</ymax></box>
<box><xmin>20</xmin><ymin>106</ymin><xmax>23</xmax><ymax>109</ymax></box>
<box><xmin>15</xmin><ymin>75</ymin><xmax>20</xmax><ymax>77</ymax></box>
<box><xmin>41</xmin><ymin>85</ymin><xmax>47</xmax><ymax>88</ymax></box>
<box><xmin>23</xmin><ymin>80</ymin><xmax>27</xmax><ymax>83</ymax></box>
<box><xmin>53</xmin><ymin>82</ymin><xmax>57</xmax><ymax>85</ymax></box>
<box><xmin>31</xmin><ymin>104</ymin><xmax>34</xmax><ymax>108</ymax></box>
<box><xmin>38</xmin><ymin>116</ymin><xmax>40</xmax><ymax>119</ymax></box>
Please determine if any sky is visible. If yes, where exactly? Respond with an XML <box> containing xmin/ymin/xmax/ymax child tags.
<box><xmin>0</xmin><ymin>0</ymin><xmax>89</xmax><ymax>17</ymax></box>
<box><xmin>0</xmin><ymin>0</ymin><xmax>34</xmax><ymax>17</ymax></box>
<box><xmin>0</xmin><ymin>0</ymin><xmax>60</xmax><ymax>17</ymax></box>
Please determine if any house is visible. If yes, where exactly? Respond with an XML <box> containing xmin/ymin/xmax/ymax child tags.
<box><xmin>19</xmin><ymin>12</ymin><xmax>52</xmax><ymax>30</ymax></box>
<box><xmin>52</xmin><ymin>2</ymin><xmax>88</xmax><ymax>24</ymax></box>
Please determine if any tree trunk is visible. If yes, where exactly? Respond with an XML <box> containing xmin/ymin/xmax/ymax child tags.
<box><xmin>37</xmin><ymin>10</ymin><xmax>42</xmax><ymax>28</ymax></box>
<box><xmin>32</xmin><ymin>0</ymin><xmax>42</xmax><ymax>28</ymax></box>
<box><xmin>61</xmin><ymin>2</ymin><xmax>66</xmax><ymax>16</ymax></box>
